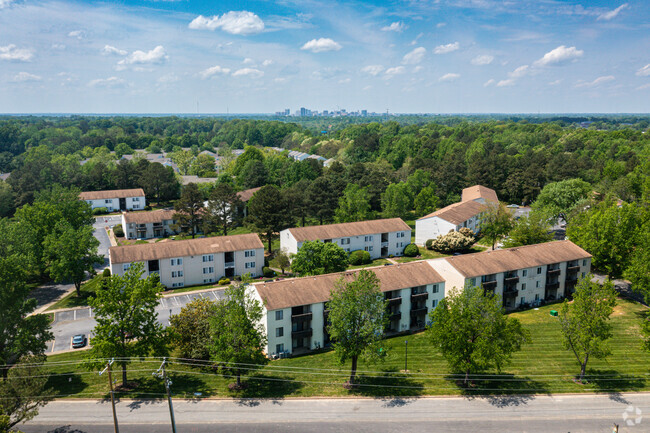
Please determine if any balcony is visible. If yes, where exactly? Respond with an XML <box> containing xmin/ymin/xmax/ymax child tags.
<box><xmin>292</xmin><ymin>328</ymin><xmax>313</xmax><ymax>339</ymax></box>
<box><xmin>502</xmin><ymin>287</ymin><xmax>518</xmax><ymax>298</ymax></box>
<box><xmin>224</xmin><ymin>261</ymin><xmax>235</xmax><ymax>268</ymax></box>
<box><xmin>567</xmin><ymin>264</ymin><xmax>580</xmax><ymax>271</ymax></box>
<box><xmin>504</xmin><ymin>275</ymin><xmax>519</xmax><ymax>284</ymax></box>
<box><xmin>545</xmin><ymin>281</ymin><xmax>560</xmax><ymax>290</ymax></box>
<box><xmin>389</xmin><ymin>312</ymin><xmax>402</xmax><ymax>321</ymax></box>
<box><xmin>291</xmin><ymin>312</ymin><xmax>313</xmax><ymax>323</ymax></box>
<box><xmin>411</xmin><ymin>292</ymin><xmax>429</xmax><ymax>301</ymax></box>
<box><xmin>386</xmin><ymin>297</ymin><xmax>402</xmax><ymax>306</ymax></box>
<box><xmin>547</xmin><ymin>268</ymin><xmax>561</xmax><ymax>276</ymax></box>
<box><xmin>482</xmin><ymin>280</ymin><xmax>497</xmax><ymax>290</ymax></box>
<box><xmin>153</xmin><ymin>222</ymin><xmax>163</xmax><ymax>228</ymax></box>
<box><xmin>381</xmin><ymin>241</ymin><xmax>389</xmax><ymax>248</ymax></box>
<box><xmin>410</xmin><ymin>307</ymin><xmax>428</xmax><ymax>317</ymax></box>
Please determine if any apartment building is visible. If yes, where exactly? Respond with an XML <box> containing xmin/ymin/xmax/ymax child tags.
<box><xmin>429</xmin><ymin>240</ymin><xmax>591</xmax><ymax>311</ymax></box>
<box><xmin>252</xmin><ymin>261</ymin><xmax>445</xmax><ymax>357</ymax></box>
<box><xmin>415</xmin><ymin>184</ymin><xmax>497</xmax><ymax>245</ymax></box>
<box><xmin>280</xmin><ymin>218</ymin><xmax>412</xmax><ymax>259</ymax></box>
<box><xmin>122</xmin><ymin>209</ymin><xmax>178</xmax><ymax>240</ymax></box>
<box><xmin>80</xmin><ymin>188</ymin><xmax>146</xmax><ymax>212</ymax></box>
<box><xmin>109</xmin><ymin>233</ymin><xmax>264</xmax><ymax>288</ymax></box>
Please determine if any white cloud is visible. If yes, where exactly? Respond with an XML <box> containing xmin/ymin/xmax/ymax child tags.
<box><xmin>68</xmin><ymin>30</ymin><xmax>85</xmax><ymax>40</ymax></box>
<box><xmin>497</xmin><ymin>78</ymin><xmax>515</xmax><ymax>87</ymax></box>
<box><xmin>361</xmin><ymin>65</ymin><xmax>384</xmax><ymax>76</ymax></box>
<box><xmin>549</xmin><ymin>79</ymin><xmax>562</xmax><ymax>86</ymax></box>
<box><xmin>509</xmin><ymin>65</ymin><xmax>529</xmax><ymax>78</ymax></box>
<box><xmin>338</xmin><ymin>78</ymin><xmax>351</xmax><ymax>84</ymax></box>
<box><xmin>118</xmin><ymin>46</ymin><xmax>167</xmax><ymax>68</ymax></box>
<box><xmin>243</xmin><ymin>57</ymin><xmax>254</xmax><ymax>64</ymax></box>
<box><xmin>301</xmin><ymin>38</ymin><xmax>342</xmax><ymax>53</ymax></box>
<box><xmin>189</xmin><ymin>11</ymin><xmax>265</xmax><ymax>35</ymax></box>
<box><xmin>533</xmin><ymin>45</ymin><xmax>583</xmax><ymax>67</ymax></box>
<box><xmin>381</xmin><ymin>21</ymin><xmax>407</xmax><ymax>32</ymax></box>
<box><xmin>636</xmin><ymin>64</ymin><xmax>650</xmax><ymax>77</ymax></box>
<box><xmin>232</xmin><ymin>68</ymin><xmax>264</xmax><ymax>78</ymax></box>
<box><xmin>0</xmin><ymin>0</ymin><xmax>16</xmax><ymax>9</ymax></box>
<box><xmin>262</xmin><ymin>59</ymin><xmax>273</xmax><ymax>67</ymax></box>
<box><xmin>637</xmin><ymin>83</ymin><xmax>650</xmax><ymax>90</ymax></box>
<box><xmin>433</xmin><ymin>42</ymin><xmax>459</xmax><ymax>54</ymax></box>
<box><xmin>200</xmin><ymin>65</ymin><xmax>231</xmax><ymax>79</ymax></box>
<box><xmin>413</xmin><ymin>66</ymin><xmax>423</xmax><ymax>73</ymax></box>
<box><xmin>0</xmin><ymin>44</ymin><xmax>33</xmax><ymax>62</ymax></box>
<box><xmin>484</xmin><ymin>79</ymin><xmax>495</xmax><ymax>87</ymax></box>
<box><xmin>88</xmin><ymin>77</ymin><xmax>126</xmax><ymax>88</ymax></box>
<box><xmin>157</xmin><ymin>74</ymin><xmax>180</xmax><ymax>84</ymax></box>
<box><xmin>597</xmin><ymin>3</ymin><xmax>629</xmax><ymax>21</ymax></box>
<box><xmin>575</xmin><ymin>75</ymin><xmax>615</xmax><ymax>88</ymax></box>
<box><xmin>471</xmin><ymin>54</ymin><xmax>494</xmax><ymax>65</ymax></box>
<box><xmin>436</xmin><ymin>22</ymin><xmax>446</xmax><ymax>28</ymax></box>
<box><xmin>384</xmin><ymin>66</ymin><xmax>405</xmax><ymax>77</ymax></box>
<box><xmin>439</xmin><ymin>73</ymin><xmax>460</xmax><ymax>82</ymax></box>
<box><xmin>402</xmin><ymin>47</ymin><xmax>426</xmax><ymax>65</ymax></box>
<box><xmin>51</xmin><ymin>44</ymin><xmax>66</xmax><ymax>51</ymax></box>
<box><xmin>102</xmin><ymin>45</ymin><xmax>127</xmax><ymax>56</ymax></box>
<box><xmin>11</xmin><ymin>72</ymin><xmax>42</xmax><ymax>82</ymax></box>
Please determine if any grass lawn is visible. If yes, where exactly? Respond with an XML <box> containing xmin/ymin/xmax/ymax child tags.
<box><xmin>45</xmin><ymin>275</ymin><xmax>106</xmax><ymax>311</ymax></box>
<box><xmin>44</xmin><ymin>297</ymin><xmax>650</xmax><ymax>399</ymax></box>
<box><xmin>347</xmin><ymin>258</ymin><xmax>391</xmax><ymax>270</ymax></box>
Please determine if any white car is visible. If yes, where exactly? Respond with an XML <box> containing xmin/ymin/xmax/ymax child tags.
<box><xmin>506</xmin><ymin>204</ymin><xmax>519</xmax><ymax>209</ymax></box>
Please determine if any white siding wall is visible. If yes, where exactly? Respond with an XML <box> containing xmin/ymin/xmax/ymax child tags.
<box><xmin>280</xmin><ymin>230</ymin><xmax>300</xmax><ymax>256</ymax></box>
<box><xmin>415</xmin><ymin>217</ymin><xmax>456</xmax><ymax>245</ymax></box>
<box><xmin>86</xmin><ymin>195</ymin><xmax>146</xmax><ymax>211</ymax></box>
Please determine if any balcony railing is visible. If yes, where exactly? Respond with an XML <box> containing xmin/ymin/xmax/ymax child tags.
<box><xmin>292</xmin><ymin>328</ymin><xmax>313</xmax><ymax>339</ymax></box>
<box><xmin>547</xmin><ymin>268</ymin><xmax>561</xmax><ymax>276</ymax></box>
<box><xmin>389</xmin><ymin>312</ymin><xmax>402</xmax><ymax>321</ymax></box>
<box><xmin>224</xmin><ymin>261</ymin><xmax>235</xmax><ymax>268</ymax></box>
<box><xmin>291</xmin><ymin>312</ymin><xmax>313</xmax><ymax>323</ymax></box>
<box><xmin>545</xmin><ymin>281</ymin><xmax>560</xmax><ymax>290</ymax></box>
<box><xmin>411</xmin><ymin>292</ymin><xmax>429</xmax><ymax>301</ymax></box>
<box><xmin>567</xmin><ymin>264</ymin><xmax>580</xmax><ymax>271</ymax></box>
<box><xmin>381</xmin><ymin>241</ymin><xmax>389</xmax><ymax>248</ymax></box>
<box><xmin>482</xmin><ymin>280</ymin><xmax>497</xmax><ymax>290</ymax></box>
<box><xmin>386</xmin><ymin>297</ymin><xmax>402</xmax><ymax>306</ymax></box>
<box><xmin>410</xmin><ymin>307</ymin><xmax>428</xmax><ymax>317</ymax></box>
<box><xmin>504</xmin><ymin>275</ymin><xmax>519</xmax><ymax>284</ymax></box>
<box><xmin>502</xmin><ymin>287</ymin><xmax>518</xmax><ymax>297</ymax></box>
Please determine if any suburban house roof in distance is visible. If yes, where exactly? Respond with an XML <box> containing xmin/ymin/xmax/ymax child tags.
<box><xmin>287</xmin><ymin>218</ymin><xmax>411</xmax><ymax>243</ymax></box>
<box><xmin>416</xmin><ymin>200</ymin><xmax>486</xmax><ymax>224</ymax></box>
<box><xmin>237</xmin><ymin>187</ymin><xmax>262</xmax><ymax>202</ymax></box>
<box><xmin>109</xmin><ymin>233</ymin><xmax>263</xmax><ymax>264</ymax></box>
<box><xmin>444</xmin><ymin>240</ymin><xmax>591</xmax><ymax>278</ymax></box>
<box><xmin>122</xmin><ymin>209</ymin><xmax>176</xmax><ymax>224</ymax></box>
<box><xmin>461</xmin><ymin>185</ymin><xmax>499</xmax><ymax>203</ymax></box>
<box><xmin>79</xmin><ymin>188</ymin><xmax>145</xmax><ymax>201</ymax></box>
<box><xmin>255</xmin><ymin>261</ymin><xmax>445</xmax><ymax>311</ymax></box>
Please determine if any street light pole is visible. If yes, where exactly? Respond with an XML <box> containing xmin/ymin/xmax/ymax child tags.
<box><xmin>154</xmin><ymin>358</ymin><xmax>177</xmax><ymax>433</ymax></box>
<box><xmin>100</xmin><ymin>359</ymin><xmax>119</xmax><ymax>433</ymax></box>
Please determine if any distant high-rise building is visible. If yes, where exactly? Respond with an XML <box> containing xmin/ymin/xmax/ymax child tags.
<box><xmin>300</xmin><ymin>107</ymin><xmax>307</xmax><ymax>116</ymax></box>
<box><xmin>362</xmin><ymin>109</ymin><xmax>368</xmax><ymax>117</ymax></box>
<box><xmin>284</xmin><ymin>108</ymin><xmax>290</xmax><ymax>116</ymax></box>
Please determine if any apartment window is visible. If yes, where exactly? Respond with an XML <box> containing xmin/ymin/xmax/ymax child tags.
<box><xmin>245</xmin><ymin>250</ymin><xmax>256</xmax><ymax>258</ymax></box>
<box><xmin>431</xmin><ymin>299</ymin><xmax>438</xmax><ymax>308</ymax></box>
<box><xmin>521</xmin><ymin>297</ymin><xmax>526</xmax><ymax>304</ymax></box>
<box><xmin>535</xmin><ymin>294</ymin><xmax>540</xmax><ymax>301</ymax></box>
<box><xmin>364</xmin><ymin>246</ymin><xmax>373</xmax><ymax>252</ymax></box>
<box><xmin>432</xmin><ymin>284</ymin><xmax>439</xmax><ymax>294</ymax></box>
<box><xmin>276</xmin><ymin>344</ymin><xmax>284</xmax><ymax>354</ymax></box>
<box><xmin>202</xmin><ymin>255</ymin><xmax>214</xmax><ymax>262</ymax></box>
<box><xmin>133</xmin><ymin>197</ymin><xmax>140</xmax><ymax>202</ymax></box>
<box><xmin>364</xmin><ymin>235</ymin><xmax>373</xmax><ymax>242</ymax></box>
<box><xmin>203</xmin><ymin>278</ymin><xmax>213</xmax><ymax>284</ymax></box>
<box><xmin>123</xmin><ymin>263</ymin><xmax>131</xmax><ymax>272</ymax></box>
<box><xmin>341</xmin><ymin>238</ymin><xmax>350</xmax><ymax>245</ymax></box>
<box><xmin>171</xmin><ymin>258</ymin><xmax>183</xmax><ymax>266</ymax></box>
<box><xmin>581</xmin><ymin>272</ymin><xmax>586</xmax><ymax>278</ymax></box>
<box><xmin>276</xmin><ymin>327</ymin><xmax>284</xmax><ymax>338</ymax></box>
<box><xmin>275</xmin><ymin>310</ymin><xmax>283</xmax><ymax>321</ymax></box>
<box><xmin>245</xmin><ymin>262</ymin><xmax>256</xmax><ymax>269</ymax></box>
<box><xmin>537</xmin><ymin>267</ymin><xmax>542</xmax><ymax>275</ymax></box>
<box><xmin>397</xmin><ymin>232</ymin><xmax>406</xmax><ymax>238</ymax></box>
<box><xmin>582</xmin><ymin>259</ymin><xmax>587</xmax><ymax>266</ymax></box>
<box><xmin>522</xmin><ymin>269</ymin><xmax>528</xmax><ymax>277</ymax></box>
<box><xmin>536</xmin><ymin>281</ymin><xmax>540</xmax><ymax>288</ymax></box>
<box><xmin>105</xmin><ymin>199</ymin><xmax>112</xmax><ymax>204</ymax></box>
<box><xmin>203</xmin><ymin>267</ymin><xmax>214</xmax><ymax>274</ymax></box>
<box><xmin>132</xmin><ymin>204</ymin><xmax>140</xmax><ymax>209</ymax></box>
<box><xmin>172</xmin><ymin>282</ymin><xmax>184</xmax><ymax>288</ymax></box>
<box><xmin>469</xmin><ymin>278</ymin><xmax>476</xmax><ymax>287</ymax></box>
<box><xmin>521</xmin><ymin>283</ymin><xmax>526</xmax><ymax>290</ymax></box>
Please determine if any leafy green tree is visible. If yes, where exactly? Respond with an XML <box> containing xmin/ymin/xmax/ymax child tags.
<box><xmin>381</xmin><ymin>182</ymin><xmax>413</xmax><ymax>219</ymax></box>
<box><xmin>246</xmin><ymin>185</ymin><xmax>290</xmax><ymax>252</ymax></box>
<box><xmin>237</xmin><ymin>159</ymin><xmax>268</xmax><ymax>189</ymax></box>
<box><xmin>532</xmin><ymin>178</ymin><xmax>591</xmax><ymax>223</ymax></box>
<box><xmin>0</xmin><ymin>355</ymin><xmax>52</xmax><ymax>430</ymax></box>
<box><xmin>284</xmin><ymin>179</ymin><xmax>311</xmax><ymax>227</ymax></box>
<box><xmin>86</xmin><ymin>263</ymin><xmax>168</xmax><ymax>385</ymax></box>
<box><xmin>327</xmin><ymin>270</ymin><xmax>387</xmax><ymax>386</ymax></box>
<box><xmin>480</xmin><ymin>201</ymin><xmax>515</xmax><ymax>250</ymax></box>
<box><xmin>170</xmin><ymin>149</ymin><xmax>194</xmax><ymax>175</ymax></box>
<box><xmin>406</xmin><ymin>169</ymin><xmax>434</xmax><ymax>197</ymax></box>
<box><xmin>232</xmin><ymin>146</ymin><xmax>265</xmax><ymax>177</ymax></box>
<box><xmin>274</xmin><ymin>249</ymin><xmax>291</xmax><ymax>274</ymax></box>
<box><xmin>0</xmin><ymin>181</ymin><xmax>14</xmax><ymax>218</ymax></box>
<box><xmin>428</xmin><ymin>285</ymin><xmax>529</xmax><ymax>384</ymax></box>
<box><xmin>290</xmin><ymin>240</ymin><xmax>349</xmax><ymax>276</ymax></box>
<box><xmin>502</xmin><ymin>212</ymin><xmax>554</xmax><ymax>248</ymax></box>
<box><xmin>114</xmin><ymin>142</ymin><xmax>134</xmax><ymax>158</ymax></box>
<box><xmin>335</xmin><ymin>184</ymin><xmax>372</xmax><ymax>223</ymax></box>
<box><xmin>558</xmin><ymin>276</ymin><xmax>617</xmax><ymax>382</ymax></box>
<box><xmin>414</xmin><ymin>186</ymin><xmax>440</xmax><ymax>217</ymax></box>
<box><xmin>429</xmin><ymin>229</ymin><xmax>475</xmax><ymax>253</ymax></box>
<box><xmin>626</xmin><ymin>220</ymin><xmax>650</xmax><ymax>304</ymax></box>
<box><xmin>203</xmin><ymin>183</ymin><xmax>241</xmax><ymax>236</ymax></box>
<box><xmin>567</xmin><ymin>201</ymin><xmax>644</xmax><ymax>277</ymax></box>
<box><xmin>190</xmin><ymin>153</ymin><xmax>217</xmax><ymax>177</ymax></box>
<box><xmin>169</xmin><ymin>297</ymin><xmax>215</xmax><ymax>361</ymax></box>
<box><xmin>308</xmin><ymin>176</ymin><xmax>340</xmax><ymax>225</ymax></box>
<box><xmin>43</xmin><ymin>221</ymin><xmax>102</xmax><ymax>297</ymax></box>
<box><xmin>209</xmin><ymin>284</ymin><xmax>268</xmax><ymax>389</ymax></box>
<box><xmin>173</xmin><ymin>183</ymin><xmax>204</xmax><ymax>239</ymax></box>
<box><xmin>139</xmin><ymin>162</ymin><xmax>180</xmax><ymax>204</ymax></box>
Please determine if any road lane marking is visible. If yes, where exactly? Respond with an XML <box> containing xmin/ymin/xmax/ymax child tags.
<box><xmin>173</xmin><ymin>297</ymin><xmax>180</xmax><ymax>306</ymax></box>
<box><xmin>73</xmin><ymin>310</ymin><xmax>76</xmax><ymax>321</ymax></box>
<box><xmin>50</xmin><ymin>340</ymin><xmax>55</xmax><ymax>353</ymax></box>
<box><xmin>212</xmin><ymin>291</ymin><xmax>218</xmax><ymax>300</ymax></box>
<box><xmin>89</xmin><ymin>308</ymin><xmax>92</xmax><ymax>317</ymax></box>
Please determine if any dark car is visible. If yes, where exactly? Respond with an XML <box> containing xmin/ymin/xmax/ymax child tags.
<box><xmin>72</xmin><ymin>334</ymin><xmax>87</xmax><ymax>348</ymax></box>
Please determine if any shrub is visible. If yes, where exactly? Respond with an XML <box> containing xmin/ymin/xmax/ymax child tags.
<box><xmin>263</xmin><ymin>267</ymin><xmax>276</xmax><ymax>278</ymax></box>
<box><xmin>458</xmin><ymin>227</ymin><xmax>475</xmax><ymax>239</ymax></box>
<box><xmin>349</xmin><ymin>250</ymin><xmax>371</xmax><ymax>266</ymax></box>
<box><xmin>102</xmin><ymin>268</ymin><xmax>111</xmax><ymax>278</ymax></box>
<box><xmin>218</xmin><ymin>277</ymin><xmax>230</xmax><ymax>285</ymax></box>
<box><xmin>113</xmin><ymin>224</ymin><xmax>124</xmax><ymax>237</ymax></box>
<box><xmin>92</xmin><ymin>207</ymin><xmax>109</xmax><ymax>215</ymax></box>
<box><xmin>144</xmin><ymin>205</ymin><xmax>152</xmax><ymax>211</ymax></box>
<box><xmin>403</xmin><ymin>243</ymin><xmax>419</xmax><ymax>257</ymax></box>
<box><xmin>430</xmin><ymin>230</ymin><xmax>475</xmax><ymax>254</ymax></box>
<box><xmin>425</xmin><ymin>239</ymin><xmax>434</xmax><ymax>250</ymax></box>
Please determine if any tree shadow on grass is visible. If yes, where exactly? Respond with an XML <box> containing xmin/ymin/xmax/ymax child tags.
<box><xmin>348</xmin><ymin>367</ymin><xmax>425</xmax><ymax>398</ymax></box>
<box><xmin>230</xmin><ymin>373</ymin><xmax>303</xmax><ymax>404</ymax></box>
<box><xmin>45</xmin><ymin>372</ymin><xmax>88</xmax><ymax>397</ymax></box>
<box><xmin>452</xmin><ymin>374</ymin><xmax>550</xmax><ymax>407</ymax></box>
<box><xmin>584</xmin><ymin>368</ymin><xmax>646</xmax><ymax>402</ymax></box>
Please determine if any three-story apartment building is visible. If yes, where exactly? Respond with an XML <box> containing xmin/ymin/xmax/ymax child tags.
<box><xmin>80</xmin><ymin>188</ymin><xmax>146</xmax><ymax>212</ymax></box>
<box><xmin>109</xmin><ymin>233</ymin><xmax>264</xmax><ymax>288</ymax></box>
<box><xmin>122</xmin><ymin>209</ymin><xmax>178</xmax><ymax>240</ymax></box>
<box><xmin>280</xmin><ymin>218</ymin><xmax>412</xmax><ymax>259</ymax></box>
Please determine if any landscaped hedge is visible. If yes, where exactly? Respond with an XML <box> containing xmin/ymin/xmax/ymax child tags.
<box><xmin>349</xmin><ymin>250</ymin><xmax>371</xmax><ymax>266</ymax></box>
<box><xmin>403</xmin><ymin>243</ymin><xmax>419</xmax><ymax>257</ymax></box>
<box><xmin>113</xmin><ymin>224</ymin><xmax>124</xmax><ymax>237</ymax></box>
<box><xmin>92</xmin><ymin>207</ymin><xmax>109</xmax><ymax>215</ymax></box>
<box><xmin>218</xmin><ymin>278</ymin><xmax>230</xmax><ymax>285</ymax></box>
<box><xmin>263</xmin><ymin>267</ymin><xmax>276</xmax><ymax>278</ymax></box>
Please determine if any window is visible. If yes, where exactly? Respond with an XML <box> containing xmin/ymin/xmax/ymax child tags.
<box><xmin>132</xmin><ymin>204</ymin><xmax>140</xmax><ymax>209</ymax></box>
<box><xmin>105</xmin><ymin>199</ymin><xmax>112</xmax><ymax>204</ymax></box>
<box><xmin>172</xmin><ymin>282</ymin><xmax>184</xmax><ymax>288</ymax></box>
<box><xmin>431</xmin><ymin>299</ymin><xmax>438</xmax><ymax>308</ymax></box>
<box><xmin>536</xmin><ymin>281</ymin><xmax>540</xmax><ymax>288</ymax></box>
<box><xmin>522</xmin><ymin>269</ymin><xmax>528</xmax><ymax>277</ymax></box>
<box><xmin>123</xmin><ymin>263</ymin><xmax>131</xmax><ymax>272</ymax></box>
<box><xmin>582</xmin><ymin>259</ymin><xmax>587</xmax><ymax>266</ymax></box>
<box><xmin>245</xmin><ymin>250</ymin><xmax>256</xmax><ymax>257</ymax></box>
<box><xmin>133</xmin><ymin>197</ymin><xmax>140</xmax><ymax>202</ymax></box>
<box><xmin>397</xmin><ymin>232</ymin><xmax>406</xmax><ymax>238</ymax></box>
<box><xmin>276</xmin><ymin>327</ymin><xmax>284</xmax><ymax>337</ymax></box>
<box><xmin>581</xmin><ymin>272</ymin><xmax>586</xmax><ymax>278</ymax></box>
<box><xmin>364</xmin><ymin>246</ymin><xmax>373</xmax><ymax>252</ymax></box>
<box><xmin>521</xmin><ymin>297</ymin><xmax>526</xmax><ymax>304</ymax></box>
<box><xmin>203</xmin><ymin>267</ymin><xmax>214</xmax><ymax>274</ymax></box>
<box><xmin>469</xmin><ymin>278</ymin><xmax>476</xmax><ymax>287</ymax></box>
<box><xmin>275</xmin><ymin>310</ymin><xmax>283</xmax><ymax>321</ymax></box>
<box><xmin>364</xmin><ymin>235</ymin><xmax>373</xmax><ymax>242</ymax></box>
<box><xmin>276</xmin><ymin>343</ymin><xmax>284</xmax><ymax>354</ymax></box>
<box><xmin>171</xmin><ymin>258</ymin><xmax>183</xmax><ymax>266</ymax></box>
<box><xmin>341</xmin><ymin>238</ymin><xmax>350</xmax><ymax>245</ymax></box>
<box><xmin>535</xmin><ymin>294</ymin><xmax>540</xmax><ymax>301</ymax></box>
<box><xmin>202</xmin><ymin>255</ymin><xmax>214</xmax><ymax>262</ymax></box>
<box><xmin>245</xmin><ymin>262</ymin><xmax>256</xmax><ymax>269</ymax></box>
<box><xmin>203</xmin><ymin>278</ymin><xmax>213</xmax><ymax>283</ymax></box>
<box><xmin>432</xmin><ymin>284</ymin><xmax>439</xmax><ymax>294</ymax></box>
<box><xmin>537</xmin><ymin>267</ymin><xmax>542</xmax><ymax>274</ymax></box>
<box><xmin>521</xmin><ymin>283</ymin><xmax>526</xmax><ymax>290</ymax></box>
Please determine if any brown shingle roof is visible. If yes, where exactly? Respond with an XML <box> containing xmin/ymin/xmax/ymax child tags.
<box><xmin>417</xmin><ymin>200</ymin><xmax>486</xmax><ymax>225</ymax></box>
<box><xmin>237</xmin><ymin>187</ymin><xmax>262</xmax><ymax>202</ymax></box>
<box><xmin>122</xmin><ymin>209</ymin><xmax>176</xmax><ymax>224</ymax></box>
<box><xmin>461</xmin><ymin>185</ymin><xmax>499</xmax><ymax>203</ymax></box>
<box><xmin>109</xmin><ymin>233</ymin><xmax>263</xmax><ymax>264</ymax></box>
<box><xmin>80</xmin><ymin>188</ymin><xmax>145</xmax><ymax>200</ymax></box>
<box><xmin>287</xmin><ymin>218</ymin><xmax>411</xmax><ymax>243</ymax></box>
<box><xmin>255</xmin><ymin>261</ymin><xmax>445</xmax><ymax>310</ymax></box>
<box><xmin>444</xmin><ymin>240</ymin><xmax>591</xmax><ymax>278</ymax></box>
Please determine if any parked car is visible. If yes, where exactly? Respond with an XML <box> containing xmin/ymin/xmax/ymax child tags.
<box><xmin>72</xmin><ymin>334</ymin><xmax>87</xmax><ymax>348</ymax></box>
<box><xmin>506</xmin><ymin>204</ymin><xmax>519</xmax><ymax>209</ymax></box>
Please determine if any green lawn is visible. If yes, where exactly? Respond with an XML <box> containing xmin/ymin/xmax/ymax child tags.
<box><xmin>347</xmin><ymin>258</ymin><xmax>391</xmax><ymax>270</ymax></box>
<box><xmin>45</xmin><ymin>275</ymin><xmax>106</xmax><ymax>311</ymax></box>
<box><xmin>44</xmin><ymin>297</ymin><xmax>650</xmax><ymax>399</ymax></box>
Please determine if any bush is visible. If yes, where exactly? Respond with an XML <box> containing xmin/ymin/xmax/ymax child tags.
<box><xmin>403</xmin><ymin>243</ymin><xmax>419</xmax><ymax>257</ymax></box>
<box><xmin>92</xmin><ymin>207</ymin><xmax>109</xmax><ymax>215</ymax></box>
<box><xmin>458</xmin><ymin>227</ymin><xmax>475</xmax><ymax>239</ymax></box>
<box><xmin>218</xmin><ymin>277</ymin><xmax>230</xmax><ymax>285</ymax></box>
<box><xmin>263</xmin><ymin>267</ymin><xmax>276</xmax><ymax>278</ymax></box>
<box><xmin>349</xmin><ymin>250</ymin><xmax>372</xmax><ymax>266</ymax></box>
<box><xmin>430</xmin><ymin>230</ymin><xmax>475</xmax><ymax>254</ymax></box>
<box><xmin>113</xmin><ymin>224</ymin><xmax>124</xmax><ymax>237</ymax></box>
<box><xmin>425</xmin><ymin>239</ymin><xmax>434</xmax><ymax>250</ymax></box>
<box><xmin>144</xmin><ymin>205</ymin><xmax>152</xmax><ymax>211</ymax></box>
<box><xmin>102</xmin><ymin>268</ymin><xmax>111</xmax><ymax>278</ymax></box>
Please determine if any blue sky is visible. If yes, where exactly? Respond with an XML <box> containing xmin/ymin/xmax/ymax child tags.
<box><xmin>0</xmin><ymin>0</ymin><xmax>649</xmax><ymax>113</ymax></box>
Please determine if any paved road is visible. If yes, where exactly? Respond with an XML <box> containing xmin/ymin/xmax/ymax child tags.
<box><xmin>22</xmin><ymin>393</ymin><xmax>649</xmax><ymax>432</ymax></box>
<box><xmin>46</xmin><ymin>288</ymin><xmax>227</xmax><ymax>353</ymax></box>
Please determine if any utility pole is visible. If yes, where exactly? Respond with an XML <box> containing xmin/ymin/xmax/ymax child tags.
<box><xmin>99</xmin><ymin>359</ymin><xmax>119</xmax><ymax>433</ymax></box>
<box><xmin>404</xmin><ymin>340</ymin><xmax>408</xmax><ymax>372</ymax></box>
<box><xmin>154</xmin><ymin>358</ymin><xmax>177</xmax><ymax>433</ymax></box>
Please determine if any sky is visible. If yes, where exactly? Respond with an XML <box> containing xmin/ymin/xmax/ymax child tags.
<box><xmin>0</xmin><ymin>0</ymin><xmax>649</xmax><ymax>114</ymax></box>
